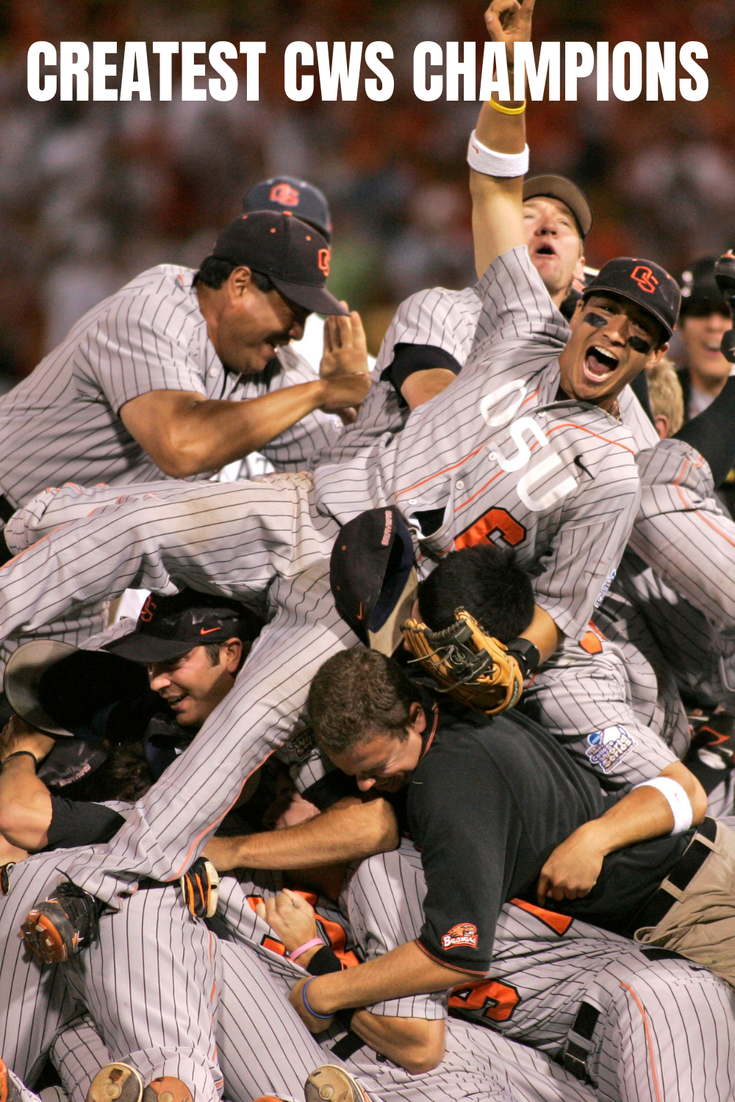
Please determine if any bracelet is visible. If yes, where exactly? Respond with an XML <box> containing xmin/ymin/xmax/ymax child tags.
<box><xmin>1</xmin><ymin>751</ymin><xmax>38</xmax><ymax>771</ymax></box>
<box><xmin>300</xmin><ymin>977</ymin><xmax>335</xmax><ymax>1021</ymax></box>
<box><xmin>506</xmin><ymin>638</ymin><xmax>541</xmax><ymax>680</ymax></box>
<box><xmin>289</xmin><ymin>937</ymin><xmax>325</xmax><ymax>961</ymax></box>
<box><xmin>467</xmin><ymin>131</ymin><xmax>530</xmax><ymax>178</ymax></box>
<box><xmin>487</xmin><ymin>98</ymin><xmax>527</xmax><ymax>115</ymax></box>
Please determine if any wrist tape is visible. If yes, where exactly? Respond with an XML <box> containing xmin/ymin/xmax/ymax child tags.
<box><xmin>467</xmin><ymin>130</ymin><xmax>529</xmax><ymax>177</ymax></box>
<box><xmin>633</xmin><ymin>777</ymin><xmax>693</xmax><ymax>835</ymax></box>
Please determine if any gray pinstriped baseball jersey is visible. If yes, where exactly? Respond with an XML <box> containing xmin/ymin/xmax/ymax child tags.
<box><xmin>0</xmin><ymin>264</ymin><xmax>338</xmax><ymax>510</ymax></box>
<box><xmin>0</xmin><ymin>248</ymin><xmax>645</xmax><ymax>912</ymax></box>
<box><xmin>631</xmin><ymin>439</ymin><xmax>735</xmax><ymax>635</ymax></box>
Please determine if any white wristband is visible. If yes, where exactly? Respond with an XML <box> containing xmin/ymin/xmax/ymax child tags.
<box><xmin>467</xmin><ymin>130</ymin><xmax>530</xmax><ymax>178</ymax></box>
<box><xmin>633</xmin><ymin>777</ymin><xmax>693</xmax><ymax>836</ymax></box>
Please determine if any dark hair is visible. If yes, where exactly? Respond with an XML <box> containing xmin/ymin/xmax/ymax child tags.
<box><xmin>418</xmin><ymin>544</ymin><xmax>534</xmax><ymax>642</ymax></box>
<box><xmin>193</xmin><ymin>255</ymin><xmax>275</xmax><ymax>293</ymax></box>
<box><xmin>308</xmin><ymin>647</ymin><xmax>420</xmax><ymax>756</ymax></box>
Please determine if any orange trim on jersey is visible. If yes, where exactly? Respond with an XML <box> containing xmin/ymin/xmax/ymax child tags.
<box><xmin>619</xmin><ymin>982</ymin><xmax>664</xmax><ymax>1102</ymax></box>
<box><xmin>413</xmin><ymin>937</ymin><xmax>489</xmax><ymax>976</ymax></box>
<box><xmin>395</xmin><ymin>445</ymin><xmax>487</xmax><ymax>499</ymax></box>
<box><xmin>510</xmin><ymin>898</ymin><xmax>573</xmax><ymax>935</ymax></box>
<box><xmin>420</xmin><ymin>704</ymin><xmax>440</xmax><ymax>759</ymax></box>
<box><xmin>545</xmin><ymin>423</ymin><xmax>636</xmax><ymax>455</ymax></box>
<box><xmin>174</xmin><ymin>751</ymin><xmax>276</xmax><ymax>878</ymax></box>
<box><xmin>519</xmin><ymin>387</ymin><xmax>540</xmax><ymax>408</ymax></box>
<box><xmin>262</xmin><ymin>935</ymin><xmax>287</xmax><ymax>956</ymax></box>
<box><xmin>691</xmin><ymin>508</ymin><xmax>735</xmax><ymax>550</ymax></box>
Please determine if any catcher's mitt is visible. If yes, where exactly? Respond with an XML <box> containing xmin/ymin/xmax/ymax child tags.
<box><xmin>401</xmin><ymin>608</ymin><xmax>524</xmax><ymax>715</ymax></box>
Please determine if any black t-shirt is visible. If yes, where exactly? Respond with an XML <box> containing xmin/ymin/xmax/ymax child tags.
<box><xmin>407</xmin><ymin>707</ymin><xmax>606</xmax><ymax>973</ymax></box>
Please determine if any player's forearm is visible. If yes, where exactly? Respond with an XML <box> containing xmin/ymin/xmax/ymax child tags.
<box><xmin>538</xmin><ymin>762</ymin><xmax>707</xmax><ymax>902</ymax></box>
<box><xmin>521</xmin><ymin>604</ymin><xmax>563</xmax><ymax>666</ymax></box>
<box><xmin>143</xmin><ymin>384</ymin><xmax>339</xmax><ymax>476</ymax></box>
<box><xmin>203</xmin><ymin>797</ymin><xmax>399</xmax><ymax>871</ymax></box>
<box><xmin>295</xmin><ymin>940</ymin><xmax>472</xmax><ymax>1018</ymax></box>
<box><xmin>350</xmin><ymin>1009</ymin><xmax>445</xmax><ymax>1074</ymax></box>
<box><xmin>0</xmin><ymin>758</ymin><xmax>52</xmax><ymax>851</ymax></box>
<box><xmin>469</xmin><ymin>6</ymin><xmax>528</xmax><ymax>276</ymax></box>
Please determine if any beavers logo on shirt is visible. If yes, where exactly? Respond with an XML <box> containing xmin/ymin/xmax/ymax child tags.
<box><xmin>442</xmin><ymin>923</ymin><xmax>478</xmax><ymax>950</ymax></box>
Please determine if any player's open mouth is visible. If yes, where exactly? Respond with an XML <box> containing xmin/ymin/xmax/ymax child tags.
<box><xmin>534</xmin><ymin>243</ymin><xmax>557</xmax><ymax>258</ymax></box>
<box><xmin>583</xmin><ymin>345</ymin><xmax>619</xmax><ymax>382</ymax></box>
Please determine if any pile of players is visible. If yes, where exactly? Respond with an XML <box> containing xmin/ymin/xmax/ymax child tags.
<box><xmin>2</xmin><ymin>3</ymin><xmax>735</xmax><ymax>1102</ymax></box>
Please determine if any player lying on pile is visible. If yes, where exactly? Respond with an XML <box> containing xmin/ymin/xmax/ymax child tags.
<box><xmin>3</xmin><ymin>650</ymin><xmax>730</xmax><ymax>1102</ymax></box>
<box><xmin>0</xmin><ymin>0</ymin><xmax>689</xmax><ymax>967</ymax></box>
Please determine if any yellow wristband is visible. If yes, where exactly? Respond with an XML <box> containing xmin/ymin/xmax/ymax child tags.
<box><xmin>487</xmin><ymin>99</ymin><xmax>527</xmax><ymax>116</ymax></box>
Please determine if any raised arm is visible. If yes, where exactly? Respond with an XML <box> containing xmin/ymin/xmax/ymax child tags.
<box><xmin>470</xmin><ymin>0</ymin><xmax>535</xmax><ymax>277</ymax></box>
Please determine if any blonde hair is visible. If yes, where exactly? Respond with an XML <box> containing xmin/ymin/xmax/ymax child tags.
<box><xmin>647</xmin><ymin>357</ymin><xmax>684</xmax><ymax>436</ymax></box>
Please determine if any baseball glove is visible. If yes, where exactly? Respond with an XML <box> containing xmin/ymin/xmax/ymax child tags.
<box><xmin>401</xmin><ymin>608</ymin><xmax>524</xmax><ymax>715</ymax></box>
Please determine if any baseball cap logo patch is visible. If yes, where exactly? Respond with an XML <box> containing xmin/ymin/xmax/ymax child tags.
<box><xmin>441</xmin><ymin>922</ymin><xmax>479</xmax><ymax>950</ymax></box>
<box><xmin>139</xmin><ymin>595</ymin><xmax>157</xmax><ymax>623</ymax></box>
<box><xmin>318</xmin><ymin>248</ymin><xmax>330</xmax><ymax>276</ymax></box>
<box><xmin>270</xmin><ymin>182</ymin><xmax>300</xmax><ymax>206</ymax></box>
<box><xmin>630</xmin><ymin>266</ymin><xmax>659</xmax><ymax>294</ymax></box>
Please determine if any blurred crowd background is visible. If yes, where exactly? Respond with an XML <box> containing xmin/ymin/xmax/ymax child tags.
<box><xmin>0</xmin><ymin>0</ymin><xmax>733</xmax><ymax>386</ymax></box>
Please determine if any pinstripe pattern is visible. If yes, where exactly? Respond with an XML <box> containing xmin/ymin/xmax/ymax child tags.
<box><xmin>0</xmin><ymin>266</ymin><xmax>337</xmax><ymax>510</ymax></box>
<box><xmin>75</xmin><ymin>889</ymin><xmax>224</xmax><ymax>1102</ymax></box>
<box><xmin>0</xmin><ymin>477</ymin><xmax>354</xmax><ymax>903</ymax></box>
<box><xmin>314</xmin><ymin>248</ymin><xmax>641</xmax><ymax>642</ymax></box>
<box><xmin>0</xmin><ymin>849</ymin><xmax>95</xmax><ymax>1086</ymax></box>
<box><xmin>632</xmin><ymin>439</ymin><xmax>735</xmax><ymax>634</ymax></box>
<box><xmin>50</xmin><ymin>1016</ymin><xmax>112</xmax><ymax>1102</ymax></box>
<box><xmin>349</xmin><ymin>844</ymin><xmax>735</xmax><ymax>1101</ymax></box>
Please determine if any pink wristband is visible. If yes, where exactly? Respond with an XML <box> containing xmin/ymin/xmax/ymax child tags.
<box><xmin>289</xmin><ymin>937</ymin><xmax>325</xmax><ymax>961</ymax></box>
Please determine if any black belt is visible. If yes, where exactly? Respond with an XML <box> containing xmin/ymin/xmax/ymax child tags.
<box><xmin>562</xmin><ymin>1000</ymin><xmax>599</xmax><ymax>1081</ymax></box>
<box><xmin>626</xmin><ymin>816</ymin><xmax>718</xmax><ymax>936</ymax></box>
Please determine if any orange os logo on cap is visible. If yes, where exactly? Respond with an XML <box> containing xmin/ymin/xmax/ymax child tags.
<box><xmin>139</xmin><ymin>595</ymin><xmax>157</xmax><ymax>623</ymax></box>
<box><xmin>318</xmin><ymin>248</ymin><xmax>331</xmax><ymax>276</ymax></box>
<box><xmin>270</xmin><ymin>183</ymin><xmax>300</xmax><ymax>206</ymax></box>
<box><xmin>630</xmin><ymin>266</ymin><xmax>659</xmax><ymax>294</ymax></box>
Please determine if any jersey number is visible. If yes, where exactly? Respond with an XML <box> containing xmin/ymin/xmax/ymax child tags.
<box><xmin>449</xmin><ymin>979</ymin><xmax>521</xmax><ymax>1022</ymax></box>
<box><xmin>455</xmin><ymin>507</ymin><xmax>527</xmax><ymax>550</ymax></box>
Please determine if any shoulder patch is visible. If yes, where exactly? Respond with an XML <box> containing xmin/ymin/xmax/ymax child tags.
<box><xmin>585</xmin><ymin>724</ymin><xmax>637</xmax><ymax>774</ymax></box>
<box><xmin>442</xmin><ymin>922</ymin><xmax>479</xmax><ymax>950</ymax></box>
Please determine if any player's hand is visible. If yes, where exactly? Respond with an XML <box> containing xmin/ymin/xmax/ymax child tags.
<box><xmin>536</xmin><ymin>826</ymin><xmax>604</xmax><ymax>904</ymax></box>
<box><xmin>320</xmin><ymin>306</ymin><xmax>369</xmax><ymax>378</ymax></box>
<box><xmin>253</xmin><ymin>888</ymin><xmax>320</xmax><ymax>954</ymax></box>
<box><xmin>485</xmin><ymin>0</ymin><xmax>535</xmax><ymax>65</ymax></box>
<box><xmin>289</xmin><ymin>976</ymin><xmax>336</xmax><ymax>1033</ymax></box>
<box><xmin>0</xmin><ymin>716</ymin><xmax>55</xmax><ymax>765</ymax></box>
<box><xmin>318</xmin><ymin>372</ymin><xmax>371</xmax><ymax>414</ymax></box>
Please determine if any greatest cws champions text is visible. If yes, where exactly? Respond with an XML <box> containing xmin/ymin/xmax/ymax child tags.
<box><xmin>27</xmin><ymin>40</ymin><xmax>709</xmax><ymax>103</ymax></box>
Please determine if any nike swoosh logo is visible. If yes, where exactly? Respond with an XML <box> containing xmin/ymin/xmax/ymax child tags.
<box><xmin>200</xmin><ymin>627</ymin><xmax>220</xmax><ymax>635</ymax></box>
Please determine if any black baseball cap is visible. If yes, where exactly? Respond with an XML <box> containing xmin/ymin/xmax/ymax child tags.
<box><xmin>4</xmin><ymin>641</ymin><xmax>148</xmax><ymax>738</ymax></box>
<box><xmin>243</xmin><ymin>176</ymin><xmax>332</xmax><ymax>242</ymax></box>
<box><xmin>583</xmin><ymin>258</ymin><xmax>680</xmax><ymax>340</ymax></box>
<box><xmin>330</xmin><ymin>507</ymin><xmax>418</xmax><ymax>657</ymax></box>
<box><xmin>679</xmin><ymin>257</ymin><xmax>729</xmax><ymax>318</ymax></box>
<box><xmin>523</xmin><ymin>175</ymin><xmax>593</xmax><ymax>239</ymax></box>
<box><xmin>212</xmin><ymin>211</ymin><xmax>347</xmax><ymax>316</ymax></box>
<box><xmin>105</xmin><ymin>590</ymin><xmax>264</xmax><ymax>664</ymax></box>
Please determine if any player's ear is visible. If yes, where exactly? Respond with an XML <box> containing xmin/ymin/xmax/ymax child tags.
<box><xmin>568</xmin><ymin>297</ymin><xmax>586</xmax><ymax>327</ymax></box>
<box><xmin>221</xmin><ymin>637</ymin><xmax>243</xmax><ymax>673</ymax></box>
<box><xmin>645</xmin><ymin>342</ymin><xmax>669</xmax><ymax>371</ymax></box>
<box><xmin>229</xmin><ymin>266</ymin><xmax>254</xmax><ymax>298</ymax></box>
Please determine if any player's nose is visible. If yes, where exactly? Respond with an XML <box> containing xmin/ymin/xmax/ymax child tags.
<box><xmin>357</xmin><ymin>778</ymin><xmax>377</xmax><ymax>792</ymax></box>
<box><xmin>147</xmin><ymin>666</ymin><xmax>171</xmax><ymax>690</ymax></box>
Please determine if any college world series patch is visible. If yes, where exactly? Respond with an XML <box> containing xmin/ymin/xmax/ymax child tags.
<box><xmin>585</xmin><ymin>725</ymin><xmax>637</xmax><ymax>774</ymax></box>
